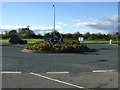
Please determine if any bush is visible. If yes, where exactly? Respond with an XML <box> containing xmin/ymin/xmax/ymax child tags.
<box><xmin>25</xmin><ymin>40</ymin><xmax>88</xmax><ymax>52</ymax></box>
<box><xmin>65</xmin><ymin>40</ymin><xmax>80</xmax><ymax>45</ymax></box>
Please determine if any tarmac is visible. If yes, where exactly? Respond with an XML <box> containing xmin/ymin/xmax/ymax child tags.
<box><xmin>1</xmin><ymin>44</ymin><xmax>119</xmax><ymax>89</ymax></box>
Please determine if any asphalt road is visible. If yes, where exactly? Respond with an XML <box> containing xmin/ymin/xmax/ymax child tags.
<box><xmin>2</xmin><ymin>44</ymin><xmax>118</xmax><ymax>74</ymax></box>
<box><xmin>1</xmin><ymin>44</ymin><xmax>118</xmax><ymax>88</ymax></box>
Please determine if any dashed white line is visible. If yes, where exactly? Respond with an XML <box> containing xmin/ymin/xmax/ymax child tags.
<box><xmin>92</xmin><ymin>69</ymin><xmax>116</xmax><ymax>72</ymax></box>
<box><xmin>1</xmin><ymin>71</ymin><xmax>21</xmax><ymax>74</ymax></box>
<box><xmin>46</xmin><ymin>72</ymin><xmax>69</xmax><ymax>74</ymax></box>
<box><xmin>30</xmin><ymin>72</ymin><xmax>87</xmax><ymax>89</ymax></box>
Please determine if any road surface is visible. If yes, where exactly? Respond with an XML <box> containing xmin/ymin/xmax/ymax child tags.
<box><xmin>1</xmin><ymin>44</ymin><xmax>118</xmax><ymax>89</ymax></box>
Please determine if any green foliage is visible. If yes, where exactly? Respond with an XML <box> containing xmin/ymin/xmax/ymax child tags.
<box><xmin>25</xmin><ymin>41</ymin><xmax>49</xmax><ymax>50</ymax></box>
<box><xmin>18</xmin><ymin>28</ymin><xmax>35</xmax><ymax>38</ymax></box>
<box><xmin>2</xmin><ymin>30</ymin><xmax>18</xmax><ymax>38</ymax></box>
<box><xmin>84</xmin><ymin>32</ymin><xmax>91</xmax><ymax>39</ymax></box>
<box><xmin>8</xmin><ymin>30</ymin><xmax>18</xmax><ymax>38</ymax></box>
<box><xmin>44</xmin><ymin>30</ymin><xmax>61</xmax><ymax>38</ymax></box>
<box><xmin>2</xmin><ymin>27</ymin><xmax>120</xmax><ymax>41</ymax></box>
<box><xmin>25</xmin><ymin>40</ymin><xmax>88</xmax><ymax>52</ymax></box>
<box><xmin>65</xmin><ymin>40</ymin><xmax>80</xmax><ymax>45</ymax></box>
<box><xmin>52</xmin><ymin>43</ymin><xmax>62</xmax><ymax>51</ymax></box>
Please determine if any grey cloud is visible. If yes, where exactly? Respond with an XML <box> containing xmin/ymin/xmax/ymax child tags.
<box><xmin>76</xmin><ymin>15</ymin><xmax>118</xmax><ymax>33</ymax></box>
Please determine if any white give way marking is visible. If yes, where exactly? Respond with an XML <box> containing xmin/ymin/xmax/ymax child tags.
<box><xmin>30</xmin><ymin>72</ymin><xmax>90</xmax><ymax>89</ymax></box>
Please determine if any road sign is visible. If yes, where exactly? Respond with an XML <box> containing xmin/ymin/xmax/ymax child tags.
<box><xmin>78</xmin><ymin>37</ymin><xmax>84</xmax><ymax>41</ymax></box>
<box><xmin>48</xmin><ymin>38</ymin><xmax>63</xmax><ymax>43</ymax></box>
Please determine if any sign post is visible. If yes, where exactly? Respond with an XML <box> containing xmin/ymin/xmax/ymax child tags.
<box><xmin>47</xmin><ymin>5</ymin><xmax>63</xmax><ymax>44</ymax></box>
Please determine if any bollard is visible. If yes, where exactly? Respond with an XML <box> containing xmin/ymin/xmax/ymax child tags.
<box><xmin>109</xmin><ymin>39</ymin><xmax>112</xmax><ymax>44</ymax></box>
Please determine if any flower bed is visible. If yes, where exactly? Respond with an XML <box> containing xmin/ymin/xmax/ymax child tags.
<box><xmin>24</xmin><ymin>40</ymin><xmax>89</xmax><ymax>53</ymax></box>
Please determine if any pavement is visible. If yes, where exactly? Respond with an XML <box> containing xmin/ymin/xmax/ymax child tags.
<box><xmin>1</xmin><ymin>44</ymin><xmax>119</xmax><ymax>89</ymax></box>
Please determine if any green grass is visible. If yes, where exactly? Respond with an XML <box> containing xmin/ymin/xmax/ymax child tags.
<box><xmin>25</xmin><ymin>39</ymin><xmax>44</xmax><ymax>44</ymax></box>
<box><xmin>0</xmin><ymin>39</ymin><xmax>9</xmax><ymax>44</ymax></box>
<box><xmin>0</xmin><ymin>39</ymin><xmax>119</xmax><ymax>44</ymax></box>
<box><xmin>0</xmin><ymin>39</ymin><xmax>44</xmax><ymax>44</ymax></box>
<box><xmin>81</xmin><ymin>40</ymin><xmax>120</xmax><ymax>44</ymax></box>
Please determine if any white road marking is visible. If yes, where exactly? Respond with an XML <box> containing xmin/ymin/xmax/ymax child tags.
<box><xmin>40</xmin><ymin>54</ymin><xmax>76</xmax><ymax>55</ymax></box>
<box><xmin>46</xmin><ymin>72</ymin><xmax>69</xmax><ymax>74</ymax></box>
<box><xmin>30</xmin><ymin>72</ymin><xmax>87</xmax><ymax>89</ymax></box>
<box><xmin>92</xmin><ymin>70</ymin><xmax>116</xmax><ymax>72</ymax></box>
<box><xmin>1</xmin><ymin>71</ymin><xmax>21</xmax><ymax>74</ymax></box>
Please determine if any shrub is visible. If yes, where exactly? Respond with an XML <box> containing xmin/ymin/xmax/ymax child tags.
<box><xmin>52</xmin><ymin>43</ymin><xmax>62</xmax><ymax>51</ymax></box>
<box><xmin>24</xmin><ymin>40</ymin><xmax>88</xmax><ymax>52</ymax></box>
<box><xmin>65</xmin><ymin>40</ymin><xmax>80</xmax><ymax>45</ymax></box>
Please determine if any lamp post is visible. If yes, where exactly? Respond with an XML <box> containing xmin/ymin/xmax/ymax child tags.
<box><xmin>53</xmin><ymin>5</ymin><xmax>56</xmax><ymax>37</ymax></box>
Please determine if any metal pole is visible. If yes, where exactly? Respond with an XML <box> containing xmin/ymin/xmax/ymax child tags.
<box><xmin>53</xmin><ymin>5</ymin><xmax>55</xmax><ymax>37</ymax></box>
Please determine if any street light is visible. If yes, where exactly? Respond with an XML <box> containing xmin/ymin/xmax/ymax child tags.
<box><xmin>53</xmin><ymin>5</ymin><xmax>56</xmax><ymax>37</ymax></box>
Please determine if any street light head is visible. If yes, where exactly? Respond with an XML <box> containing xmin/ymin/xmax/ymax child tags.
<box><xmin>53</xmin><ymin>5</ymin><xmax>55</xmax><ymax>7</ymax></box>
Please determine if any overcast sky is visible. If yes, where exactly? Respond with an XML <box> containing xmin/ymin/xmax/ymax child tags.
<box><xmin>1</xmin><ymin>2</ymin><xmax>118</xmax><ymax>34</ymax></box>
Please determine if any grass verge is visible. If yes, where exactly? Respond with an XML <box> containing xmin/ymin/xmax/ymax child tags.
<box><xmin>0</xmin><ymin>39</ymin><xmax>119</xmax><ymax>44</ymax></box>
<box><xmin>0</xmin><ymin>39</ymin><xmax>44</xmax><ymax>44</ymax></box>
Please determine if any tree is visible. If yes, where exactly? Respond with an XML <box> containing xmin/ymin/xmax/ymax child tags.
<box><xmin>84</xmin><ymin>32</ymin><xmax>91</xmax><ymax>40</ymax></box>
<box><xmin>97</xmin><ymin>33</ymin><xmax>103</xmax><ymax>40</ymax></box>
<box><xmin>44</xmin><ymin>33</ymin><xmax>52</xmax><ymax>38</ymax></box>
<box><xmin>64</xmin><ymin>33</ymin><xmax>73</xmax><ymax>39</ymax></box>
<box><xmin>101</xmin><ymin>34</ymin><xmax>109</xmax><ymax>40</ymax></box>
<box><xmin>18</xmin><ymin>28</ymin><xmax>35</xmax><ymax>38</ymax></box>
<box><xmin>110</xmin><ymin>34</ymin><xmax>117</xmax><ymax>41</ymax></box>
<box><xmin>5</xmin><ymin>30</ymin><xmax>18</xmax><ymax>38</ymax></box>
<box><xmin>116</xmin><ymin>32</ymin><xmax>119</xmax><ymax>41</ymax></box>
<box><xmin>73</xmin><ymin>32</ymin><xmax>82</xmax><ymax>38</ymax></box>
<box><xmin>1</xmin><ymin>31</ymin><xmax>8</xmax><ymax>39</ymax></box>
<box><xmin>88</xmin><ymin>34</ymin><xmax>98</xmax><ymax>40</ymax></box>
<box><xmin>44</xmin><ymin>30</ymin><xmax>61</xmax><ymax>38</ymax></box>
<box><xmin>36</xmin><ymin>34</ymin><xmax>43</xmax><ymax>39</ymax></box>
<box><xmin>51</xmin><ymin>30</ymin><xmax>61</xmax><ymax>38</ymax></box>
